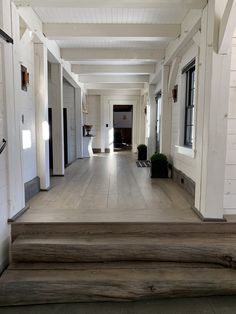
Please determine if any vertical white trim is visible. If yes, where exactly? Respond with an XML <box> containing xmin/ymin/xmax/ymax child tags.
<box><xmin>34</xmin><ymin>43</ymin><xmax>50</xmax><ymax>189</ymax></box>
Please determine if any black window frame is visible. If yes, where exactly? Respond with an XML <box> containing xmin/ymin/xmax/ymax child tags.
<box><xmin>182</xmin><ymin>60</ymin><xmax>195</xmax><ymax>148</ymax></box>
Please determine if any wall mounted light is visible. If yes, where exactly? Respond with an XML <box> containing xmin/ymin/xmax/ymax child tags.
<box><xmin>172</xmin><ymin>85</ymin><xmax>178</xmax><ymax>103</ymax></box>
<box><xmin>21</xmin><ymin>65</ymin><xmax>29</xmax><ymax>91</ymax></box>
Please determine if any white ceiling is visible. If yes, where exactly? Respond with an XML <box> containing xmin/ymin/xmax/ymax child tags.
<box><xmin>19</xmin><ymin>0</ymin><xmax>206</xmax><ymax>89</ymax></box>
<box><xmin>56</xmin><ymin>38</ymin><xmax>169</xmax><ymax>49</ymax></box>
<box><xmin>34</xmin><ymin>8</ymin><xmax>188</xmax><ymax>24</ymax></box>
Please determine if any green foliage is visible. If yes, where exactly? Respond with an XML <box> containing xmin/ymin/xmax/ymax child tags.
<box><xmin>150</xmin><ymin>153</ymin><xmax>168</xmax><ymax>163</ymax></box>
<box><xmin>137</xmin><ymin>144</ymin><xmax>147</xmax><ymax>151</ymax></box>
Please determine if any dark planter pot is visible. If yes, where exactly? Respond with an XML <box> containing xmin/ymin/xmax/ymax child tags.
<box><xmin>151</xmin><ymin>161</ymin><xmax>168</xmax><ymax>178</ymax></box>
<box><xmin>138</xmin><ymin>148</ymin><xmax>147</xmax><ymax>161</ymax></box>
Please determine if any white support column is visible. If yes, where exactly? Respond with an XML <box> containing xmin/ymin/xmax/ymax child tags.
<box><xmin>194</xmin><ymin>0</ymin><xmax>232</xmax><ymax>219</ymax></box>
<box><xmin>100</xmin><ymin>95</ymin><xmax>105</xmax><ymax>153</ymax></box>
<box><xmin>34</xmin><ymin>43</ymin><xmax>50</xmax><ymax>190</ymax></box>
<box><xmin>51</xmin><ymin>63</ymin><xmax>64</xmax><ymax>175</ymax></box>
<box><xmin>147</xmin><ymin>85</ymin><xmax>157</xmax><ymax>158</ymax></box>
<box><xmin>75</xmin><ymin>87</ymin><xmax>83</xmax><ymax>158</ymax></box>
<box><xmin>160</xmin><ymin>65</ymin><xmax>171</xmax><ymax>157</ymax></box>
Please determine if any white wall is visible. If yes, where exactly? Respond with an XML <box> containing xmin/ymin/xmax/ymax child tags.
<box><xmin>170</xmin><ymin>44</ymin><xmax>199</xmax><ymax>181</ymax></box>
<box><xmin>12</xmin><ymin>5</ymin><xmax>37</xmax><ymax>184</ymax></box>
<box><xmin>0</xmin><ymin>41</ymin><xmax>10</xmax><ymax>273</ymax></box>
<box><xmin>224</xmin><ymin>32</ymin><xmax>236</xmax><ymax>214</ymax></box>
<box><xmin>86</xmin><ymin>95</ymin><xmax>101</xmax><ymax>149</ymax></box>
<box><xmin>0</xmin><ymin>0</ymin><xmax>11</xmax><ymax>273</ymax></box>
<box><xmin>63</xmin><ymin>79</ymin><xmax>76</xmax><ymax>163</ymax></box>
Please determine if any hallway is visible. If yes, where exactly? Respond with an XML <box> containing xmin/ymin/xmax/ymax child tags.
<box><xmin>18</xmin><ymin>152</ymin><xmax>199</xmax><ymax>223</ymax></box>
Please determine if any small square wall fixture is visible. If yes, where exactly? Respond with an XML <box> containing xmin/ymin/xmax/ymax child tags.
<box><xmin>172</xmin><ymin>85</ymin><xmax>178</xmax><ymax>103</ymax></box>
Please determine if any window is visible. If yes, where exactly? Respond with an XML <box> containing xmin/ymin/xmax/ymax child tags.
<box><xmin>183</xmin><ymin>60</ymin><xmax>195</xmax><ymax>148</ymax></box>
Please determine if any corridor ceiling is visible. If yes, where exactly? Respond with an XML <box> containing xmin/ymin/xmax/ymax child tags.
<box><xmin>14</xmin><ymin>0</ymin><xmax>208</xmax><ymax>92</ymax></box>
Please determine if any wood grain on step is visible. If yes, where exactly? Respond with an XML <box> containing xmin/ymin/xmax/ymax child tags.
<box><xmin>11</xmin><ymin>233</ymin><xmax>236</xmax><ymax>267</ymax></box>
<box><xmin>1</xmin><ymin>265</ymin><xmax>236</xmax><ymax>306</ymax></box>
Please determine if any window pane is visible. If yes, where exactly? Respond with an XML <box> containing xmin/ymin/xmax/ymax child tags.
<box><xmin>185</xmin><ymin>126</ymin><xmax>193</xmax><ymax>146</ymax></box>
<box><xmin>184</xmin><ymin>63</ymin><xmax>195</xmax><ymax>148</ymax></box>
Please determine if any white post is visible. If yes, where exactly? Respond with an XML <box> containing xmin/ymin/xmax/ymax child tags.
<box><xmin>147</xmin><ymin>84</ymin><xmax>157</xmax><ymax>158</ymax></box>
<box><xmin>100</xmin><ymin>95</ymin><xmax>106</xmax><ymax>153</ymax></box>
<box><xmin>194</xmin><ymin>0</ymin><xmax>232</xmax><ymax>219</ymax></box>
<box><xmin>75</xmin><ymin>87</ymin><xmax>83</xmax><ymax>158</ymax></box>
<box><xmin>34</xmin><ymin>43</ymin><xmax>50</xmax><ymax>190</ymax></box>
<box><xmin>160</xmin><ymin>65</ymin><xmax>171</xmax><ymax>157</ymax></box>
<box><xmin>51</xmin><ymin>63</ymin><xmax>64</xmax><ymax>175</ymax></box>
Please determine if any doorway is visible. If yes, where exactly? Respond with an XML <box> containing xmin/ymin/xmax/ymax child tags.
<box><xmin>63</xmin><ymin>108</ymin><xmax>69</xmax><ymax>167</ymax></box>
<box><xmin>48</xmin><ymin>108</ymin><xmax>53</xmax><ymax>170</ymax></box>
<box><xmin>113</xmin><ymin>105</ymin><xmax>133</xmax><ymax>152</ymax></box>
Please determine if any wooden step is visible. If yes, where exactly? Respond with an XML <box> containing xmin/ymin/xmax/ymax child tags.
<box><xmin>11</xmin><ymin>222</ymin><xmax>236</xmax><ymax>241</ymax></box>
<box><xmin>1</xmin><ymin>262</ymin><xmax>236</xmax><ymax>306</ymax></box>
<box><xmin>11</xmin><ymin>233</ymin><xmax>236</xmax><ymax>267</ymax></box>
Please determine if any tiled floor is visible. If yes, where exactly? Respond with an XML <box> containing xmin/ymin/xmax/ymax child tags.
<box><xmin>18</xmin><ymin>152</ymin><xmax>199</xmax><ymax>223</ymax></box>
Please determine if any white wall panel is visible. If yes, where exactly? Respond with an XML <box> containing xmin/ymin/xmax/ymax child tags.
<box><xmin>224</xmin><ymin>32</ymin><xmax>236</xmax><ymax>214</ymax></box>
<box><xmin>63</xmin><ymin>79</ymin><xmax>76</xmax><ymax>163</ymax></box>
<box><xmin>169</xmin><ymin>43</ymin><xmax>198</xmax><ymax>181</ymax></box>
<box><xmin>86</xmin><ymin>95</ymin><xmax>101</xmax><ymax>149</ymax></box>
<box><xmin>0</xmin><ymin>41</ymin><xmax>10</xmax><ymax>273</ymax></box>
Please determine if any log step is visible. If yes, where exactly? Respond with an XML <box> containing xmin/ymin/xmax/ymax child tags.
<box><xmin>1</xmin><ymin>262</ymin><xmax>236</xmax><ymax>306</ymax></box>
<box><xmin>11</xmin><ymin>233</ymin><xmax>236</xmax><ymax>267</ymax></box>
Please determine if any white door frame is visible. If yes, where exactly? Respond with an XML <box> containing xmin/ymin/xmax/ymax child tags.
<box><xmin>109</xmin><ymin>100</ymin><xmax>138</xmax><ymax>153</ymax></box>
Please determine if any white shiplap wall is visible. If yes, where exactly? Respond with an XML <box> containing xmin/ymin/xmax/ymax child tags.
<box><xmin>224</xmin><ymin>34</ymin><xmax>236</xmax><ymax>214</ymax></box>
<box><xmin>0</xmin><ymin>43</ymin><xmax>10</xmax><ymax>273</ymax></box>
<box><xmin>63</xmin><ymin>79</ymin><xmax>76</xmax><ymax>164</ymax></box>
<box><xmin>170</xmin><ymin>43</ymin><xmax>198</xmax><ymax>182</ymax></box>
<box><xmin>86</xmin><ymin>95</ymin><xmax>101</xmax><ymax>150</ymax></box>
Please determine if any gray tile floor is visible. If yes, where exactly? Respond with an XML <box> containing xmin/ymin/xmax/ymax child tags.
<box><xmin>1</xmin><ymin>297</ymin><xmax>236</xmax><ymax>314</ymax></box>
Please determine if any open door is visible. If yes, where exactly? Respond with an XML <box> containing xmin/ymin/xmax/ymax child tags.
<box><xmin>113</xmin><ymin>105</ymin><xmax>133</xmax><ymax>152</ymax></box>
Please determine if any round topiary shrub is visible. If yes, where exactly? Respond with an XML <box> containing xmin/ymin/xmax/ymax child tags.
<box><xmin>150</xmin><ymin>153</ymin><xmax>168</xmax><ymax>178</ymax></box>
<box><xmin>137</xmin><ymin>144</ymin><xmax>147</xmax><ymax>161</ymax></box>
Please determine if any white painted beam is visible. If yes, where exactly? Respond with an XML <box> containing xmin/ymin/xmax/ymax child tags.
<box><xmin>218</xmin><ymin>0</ymin><xmax>236</xmax><ymax>54</ymax></box>
<box><xmin>44</xmin><ymin>24</ymin><xmax>180</xmax><ymax>40</ymax></box>
<box><xmin>149</xmin><ymin>62</ymin><xmax>162</xmax><ymax>84</ymax></box>
<box><xmin>72</xmin><ymin>64</ymin><xmax>156</xmax><ymax>75</ymax></box>
<box><xmin>84</xmin><ymin>83</ymin><xmax>144</xmax><ymax>89</ymax></box>
<box><xmin>14</xmin><ymin>0</ymin><xmax>207</xmax><ymax>9</ymax></box>
<box><xmin>79</xmin><ymin>75</ymin><xmax>149</xmax><ymax>84</ymax></box>
<box><xmin>165</xmin><ymin>10</ymin><xmax>201</xmax><ymax>64</ymax></box>
<box><xmin>168</xmin><ymin>57</ymin><xmax>181</xmax><ymax>95</ymax></box>
<box><xmin>62</xmin><ymin>48</ymin><xmax>165</xmax><ymax>62</ymax></box>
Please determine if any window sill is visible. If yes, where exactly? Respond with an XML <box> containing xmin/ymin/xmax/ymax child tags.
<box><xmin>175</xmin><ymin>145</ymin><xmax>196</xmax><ymax>159</ymax></box>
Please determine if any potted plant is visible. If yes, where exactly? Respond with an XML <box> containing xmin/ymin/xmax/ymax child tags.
<box><xmin>137</xmin><ymin>144</ymin><xmax>147</xmax><ymax>161</ymax></box>
<box><xmin>150</xmin><ymin>153</ymin><xmax>168</xmax><ymax>178</ymax></box>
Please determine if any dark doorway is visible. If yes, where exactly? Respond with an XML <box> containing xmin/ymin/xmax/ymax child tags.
<box><xmin>63</xmin><ymin>108</ymin><xmax>68</xmax><ymax>167</ymax></box>
<box><xmin>113</xmin><ymin>105</ymin><xmax>133</xmax><ymax>152</ymax></box>
<box><xmin>48</xmin><ymin>108</ymin><xmax>53</xmax><ymax>170</ymax></box>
